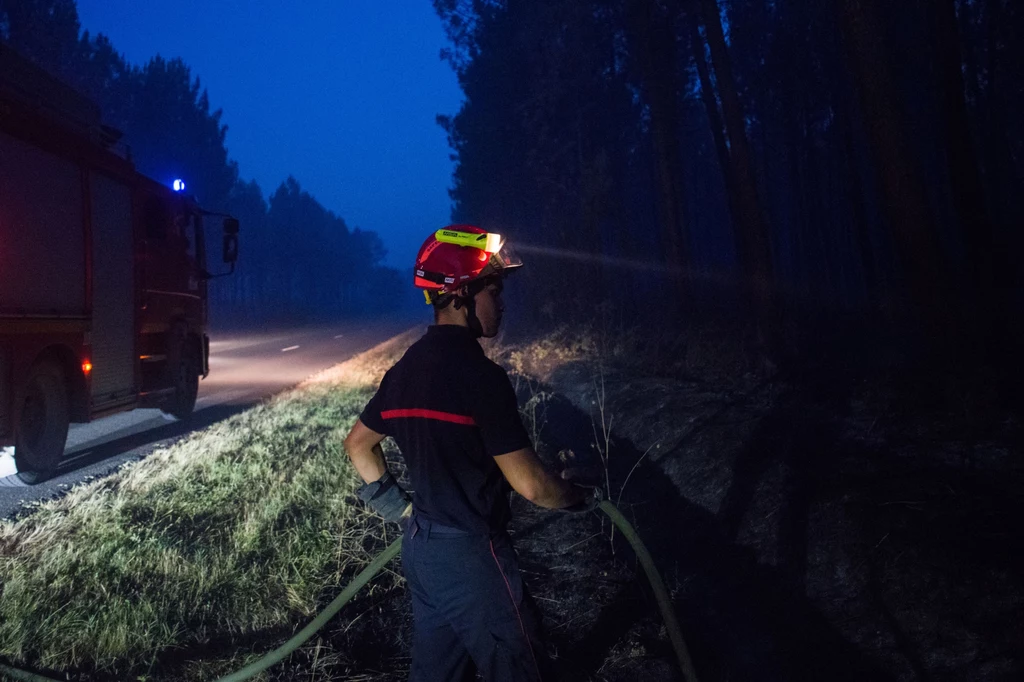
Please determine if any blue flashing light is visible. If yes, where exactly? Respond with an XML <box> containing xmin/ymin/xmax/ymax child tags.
<box><xmin>172</xmin><ymin>179</ymin><xmax>186</xmax><ymax>192</ymax></box>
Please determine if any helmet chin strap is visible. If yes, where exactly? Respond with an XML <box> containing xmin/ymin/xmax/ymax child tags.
<box><xmin>453</xmin><ymin>294</ymin><xmax>484</xmax><ymax>338</ymax></box>
<box><xmin>452</xmin><ymin>281</ymin><xmax>488</xmax><ymax>338</ymax></box>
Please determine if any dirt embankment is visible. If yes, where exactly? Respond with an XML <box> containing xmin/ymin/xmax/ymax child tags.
<box><xmin>497</xmin><ymin>330</ymin><xmax>1024</xmax><ymax>682</ymax></box>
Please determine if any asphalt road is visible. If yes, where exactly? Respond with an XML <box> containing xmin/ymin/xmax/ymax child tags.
<box><xmin>0</xmin><ymin>315</ymin><xmax>419</xmax><ymax>519</ymax></box>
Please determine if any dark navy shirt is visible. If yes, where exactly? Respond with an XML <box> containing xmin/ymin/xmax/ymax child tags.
<box><xmin>359</xmin><ymin>324</ymin><xmax>532</xmax><ymax>533</ymax></box>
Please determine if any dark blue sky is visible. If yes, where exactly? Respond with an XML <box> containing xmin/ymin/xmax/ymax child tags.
<box><xmin>75</xmin><ymin>0</ymin><xmax>464</xmax><ymax>269</ymax></box>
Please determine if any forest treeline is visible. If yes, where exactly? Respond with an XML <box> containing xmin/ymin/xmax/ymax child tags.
<box><xmin>434</xmin><ymin>0</ymin><xmax>1022</xmax><ymax>369</ymax></box>
<box><xmin>0</xmin><ymin>0</ymin><xmax>406</xmax><ymax>325</ymax></box>
<box><xmin>3</xmin><ymin>0</ymin><xmax>1021</xmax><ymax>355</ymax></box>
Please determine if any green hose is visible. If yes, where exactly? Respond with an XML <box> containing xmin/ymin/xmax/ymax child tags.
<box><xmin>0</xmin><ymin>663</ymin><xmax>51</xmax><ymax>682</ymax></box>
<box><xmin>0</xmin><ymin>503</ymin><xmax>697</xmax><ymax>682</ymax></box>
<box><xmin>212</xmin><ymin>537</ymin><xmax>403</xmax><ymax>682</ymax></box>
<box><xmin>598</xmin><ymin>500</ymin><xmax>699</xmax><ymax>682</ymax></box>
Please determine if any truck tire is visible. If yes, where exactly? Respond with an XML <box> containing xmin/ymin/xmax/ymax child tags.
<box><xmin>14</xmin><ymin>362</ymin><xmax>70</xmax><ymax>484</ymax></box>
<box><xmin>161</xmin><ymin>328</ymin><xmax>199</xmax><ymax>420</ymax></box>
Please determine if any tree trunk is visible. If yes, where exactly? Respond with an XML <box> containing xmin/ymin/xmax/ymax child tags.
<box><xmin>689</xmin><ymin>17</ymin><xmax>743</xmax><ymax>268</ymax></box>
<box><xmin>627</xmin><ymin>0</ymin><xmax>690</xmax><ymax>304</ymax></box>
<box><xmin>697</xmin><ymin>0</ymin><xmax>778</xmax><ymax>350</ymax></box>
<box><xmin>933</xmin><ymin>0</ymin><xmax>999</xmax><ymax>303</ymax></box>
<box><xmin>835</xmin><ymin>0</ymin><xmax>947</xmax><ymax>322</ymax></box>
<box><xmin>806</xmin><ymin>120</ymin><xmax>841</xmax><ymax>302</ymax></box>
<box><xmin>839</xmin><ymin>108</ymin><xmax>879</xmax><ymax>308</ymax></box>
<box><xmin>978</xmin><ymin>0</ymin><xmax>1022</xmax><ymax>275</ymax></box>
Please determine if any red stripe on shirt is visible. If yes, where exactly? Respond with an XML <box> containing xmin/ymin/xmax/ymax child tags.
<box><xmin>380</xmin><ymin>408</ymin><xmax>477</xmax><ymax>426</ymax></box>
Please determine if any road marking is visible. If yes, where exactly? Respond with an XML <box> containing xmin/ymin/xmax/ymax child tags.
<box><xmin>62</xmin><ymin>450</ymin><xmax>95</xmax><ymax>466</ymax></box>
<box><xmin>281</xmin><ymin>345</ymin><xmax>300</xmax><ymax>352</ymax></box>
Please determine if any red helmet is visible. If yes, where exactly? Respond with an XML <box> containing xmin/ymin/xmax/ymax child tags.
<box><xmin>414</xmin><ymin>225</ymin><xmax>523</xmax><ymax>302</ymax></box>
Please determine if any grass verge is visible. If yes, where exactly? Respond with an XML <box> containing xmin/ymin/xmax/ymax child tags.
<box><xmin>0</xmin><ymin>328</ymin><xmax>421</xmax><ymax>681</ymax></box>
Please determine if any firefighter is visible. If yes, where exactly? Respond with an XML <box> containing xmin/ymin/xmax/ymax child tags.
<box><xmin>344</xmin><ymin>225</ymin><xmax>601</xmax><ymax>681</ymax></box>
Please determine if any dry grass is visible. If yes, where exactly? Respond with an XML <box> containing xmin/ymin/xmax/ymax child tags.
<box><xmin>302</xmin><ymin>328</ymin><xmax>421</xmax><ymax>389</ymax></box>
<box><xmin>490</xmin><ymin>326</ymin><xmax>598</xmax><ymax>383</ymax></box>
<box><xmin>492</xmin><ymin>316</ymin><xmax>758</xmax><ymax>388</ymax></box>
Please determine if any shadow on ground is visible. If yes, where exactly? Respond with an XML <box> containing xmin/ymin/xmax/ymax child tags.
<box><xmin>511</xmin><ymin>360</ymin><xmax>1024</xmax><ymax>682</ymax></box>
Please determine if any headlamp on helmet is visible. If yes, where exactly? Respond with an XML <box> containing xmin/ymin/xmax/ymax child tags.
<box><xmin>413</xmin><ymin>225</ymin><xmax>524</xmax><ymax>305</ymax></box>
<box><xmin>434</xmin><ymin>228</ymin><xmax>505</xmax><ymax>256</ymax></box>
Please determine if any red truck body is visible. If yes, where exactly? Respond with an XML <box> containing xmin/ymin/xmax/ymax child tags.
<box><xmin>0</xmin><ymin>45</ymin><xmax>237</xmax><ymax>482</ymax></box>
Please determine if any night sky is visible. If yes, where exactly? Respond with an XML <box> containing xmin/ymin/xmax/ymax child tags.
<box><xmin>74</xmin><ymin>0</ymin><xmax>464</xmax><ymax>270</ymax></box>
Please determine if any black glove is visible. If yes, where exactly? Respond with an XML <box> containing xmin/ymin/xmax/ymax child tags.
<box><xmin>356</xmin><ymin>471</ymin><xmax>412</xmax><ymax>523</ymax></box>
<box><xmin>563</xmin><ymin>484</ymin><xmax>605</xmax><ymax>513</ymax></box>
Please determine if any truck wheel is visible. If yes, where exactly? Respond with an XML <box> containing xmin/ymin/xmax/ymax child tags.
<box><xmin>162</xmin><ymin>331</ymin><xmax>199</xmax><ymax>420</ymax></box>
<box><xmin>14</xmin><ymin>362</ymin><xmax>70</xmax><ymax>484</ymax></box>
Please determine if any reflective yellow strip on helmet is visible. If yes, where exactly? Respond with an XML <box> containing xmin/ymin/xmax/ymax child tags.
<box><xmin>435</xmin><ymin>229</ymin><xmax>503</xmax><ymax>253</ymax></box>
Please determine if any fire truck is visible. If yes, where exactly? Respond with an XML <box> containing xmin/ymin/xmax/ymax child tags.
<box><xmin>0</xmin><ymin>45</ymin><xmax>239</xmax><ymax>483</ymax></box>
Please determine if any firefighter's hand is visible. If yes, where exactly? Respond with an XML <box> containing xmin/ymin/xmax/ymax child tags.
<box><xmin>356</xmin><ymin>471</ymin><xmax>412</xmax><ymax>524</ymax></box>
<box><xmin>563</xmin><ymin>484</ymin><xmax>605</xmax><ymax>513</ymax></box>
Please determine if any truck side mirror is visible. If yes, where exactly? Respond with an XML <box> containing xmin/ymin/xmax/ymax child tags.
<box><xmin>223</xmin><ymin>217</ymin><xmax>240</xmax><ymax>235</ymax></box>
<box><xmin>223</xmin><ymin>234</ymin><xmax>238</xmax><ymax>264</ymax></box>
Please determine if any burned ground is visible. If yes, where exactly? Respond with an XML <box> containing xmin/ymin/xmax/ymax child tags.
<box><xmin>493</xmin><ymin>324</ymin><xmax>1024</xmax><ymax>682</ymax></box>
